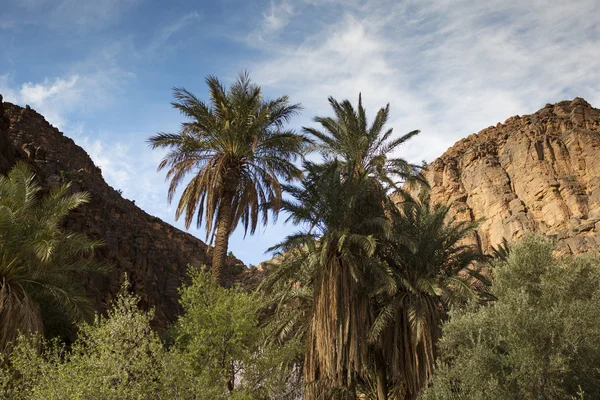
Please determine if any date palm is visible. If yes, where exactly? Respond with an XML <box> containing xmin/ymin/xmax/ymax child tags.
<box><xmin>303</xmin><ymin>94</ymin><xmax>422</xmax><ymax>189</ymax></box>
<box><xmin>276</xmin><ymin>95</ymin><xmax>422</xmax><ymax>398</ymax></box>
<box><xmin>148</xmin><ymin>73</ymin><xmax>306</xmax><ymax>286</ymax></box>
<box><xmin>368</xmin><ymin>191</ymin><xmax>483</xmax><ymax>400</ymax></box>
<box><xmin>270</xmin><ymin>161</ymin><xmax>393</xmax><ymax>399</ymax></box>
<box><xmin>0</xmin><ymin>162</ymin><xmax>107</xmax><ymax>353</ymax></box>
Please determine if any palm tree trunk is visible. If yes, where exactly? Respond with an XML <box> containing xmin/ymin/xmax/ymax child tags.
<box><xmin>375</xmin><ymin>354</ymin><xmax>388</xmax><ymax>400</ymax></box>
<box><xmin>212</xmin><ymin>192</ymin><xmax>234</xmax><ymax>286</ymax></box>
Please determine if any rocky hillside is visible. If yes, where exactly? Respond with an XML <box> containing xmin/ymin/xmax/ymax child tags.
<box><xmin>425</xmin><ymin>97</ymin><xmax>600</xmax><ymax>255</ymax></box>
<box><xmin>0</xmin><ymin>95</ymin><xmax>244</xmax><ymax>332</ymax></box>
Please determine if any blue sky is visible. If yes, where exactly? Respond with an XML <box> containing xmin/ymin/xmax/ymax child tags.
<box><xmin>1</xmin><ymin>0</ymin><xmax>599</xmax><ymax>265</ymax></box>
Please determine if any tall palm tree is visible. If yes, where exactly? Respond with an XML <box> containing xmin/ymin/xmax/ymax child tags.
<box><xmin>148</xmin><ymin>72</ymin><xmax>306</xmax><ymax>286</ymax></box>
<box><xmin>367</xmin><ymin>191</ymin><xmax>483</xmax><ymax>400</ymax></box>
<box><xmin>271</xmin><ymin>161</ymin><xmax>391</xmax><ymax>399</ymax></box>
<box><xmin>303</xmin><ymin>94</ymin><xmax>421</xmax><ymax>189</ymax></box>
<box><xmin>269</xmin><ymin>95</ymin><xmax>421</xmax><ymax>398</ymax></box>
<box><xmin>0</xmin><ymin>162</ymin><xmax>107</xmax><ymax>353</ymax></box>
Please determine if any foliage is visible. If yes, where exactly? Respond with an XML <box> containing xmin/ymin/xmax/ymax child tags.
<box><xmin>161</xmin><ymin>268</ymin><xmax>304</xmax><ymax>399</ymax></box>
<box><xmin>267</xmin><ymin>94</ymin><xmax>423</xmax><ymax>398</ymax></box>
<box><xmin>302</xmin><ymin>94</ymin><xmax>421</xmax><ymax>189</ymax></box>
<box><xmin>148</xmin><ymin>72</ymin><xmax>306</xmax><ymax>285</ymax></box>
<box><xmin>0</xmin><ymin>278</ymin><xmax>164</xmax><ymax>400</ymax></box>
<box><xmin>422</xmin><ymin>236</ymin><xmax>600</xmax><ymax>400</ymax></box>
<box><xmin>0</xmin><ymin>272</ymin><xmax>303</xmax><ymax>399</ymax></box>
<box><xmin>365</xmin><ymin>191</ymin><xmax>483</xmax><ymax>400</ymax></box>
<box><xmin>0</xmin><ymin>162</ymin><xmax>107</xmax><ymax>353</ymax></box>
<box><xmin>271</xmin><ymin>161</ymin><xmax>391</xmax><ymax>398</ymax></box>
<box><xmin>167</xmin><ymin>268</ymin><xmax>261</xmax><ymax>398</ymax></box>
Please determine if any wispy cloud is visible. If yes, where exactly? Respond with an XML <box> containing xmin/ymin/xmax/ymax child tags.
<box><xmin>262</xmin><ymin>1</ymin><xmax>295</xmax><ymax>33</ymax></box>
<box><xmin>246</xmin><ymin>0</ymin><xmax>296</xmax><ymax>43</ymax></box>
<box><xmin>250</xmin><ymin>0</ymin><xmax>600</xmax><ymax>162</ymax></box>
<box><xmin>147</xmin><ymin>11</ymin><xmax>202</xmax><ymax>54</ymax></box>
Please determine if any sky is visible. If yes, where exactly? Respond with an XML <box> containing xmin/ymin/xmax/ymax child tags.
<box><xmin>1</xmin><ymin>0</ymin><xmax>599</xmax><ymax>265</ymax></box>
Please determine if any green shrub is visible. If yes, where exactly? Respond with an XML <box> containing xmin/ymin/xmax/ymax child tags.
<box><xmin>422</xmin><ymin>236</ymin><xmax>600</xmax><ymax>400</ymax></box>
<box><xmin>0</xmin><ymin>270</ymin><xmax>302</xmax><ymax>399</ymax></box>
<box><xmin>0</xmin><ymin>279</ymin><xmax>164</xmax><ymax>400</ymax></box>
<box><xmin>163</xmin><ymin>269</ymin><xmax>302</xmax><ymax>399</ymax></box>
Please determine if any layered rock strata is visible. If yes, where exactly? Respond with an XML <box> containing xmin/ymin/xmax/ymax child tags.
<box><xmin>424</xmin><ymin>98</ymin><xmax>600</xmax><ymax>255</ymax></box>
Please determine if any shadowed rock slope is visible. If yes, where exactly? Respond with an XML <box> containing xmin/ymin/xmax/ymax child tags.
<box><xmin>0</xmin><ymin>96</ymin><xmax>244</xmax><ymax>332</ymax></box>
<box><xmin>425</xmin><ymin>98</ymin><xmax>600</xmax><ymax>255</ymax></box>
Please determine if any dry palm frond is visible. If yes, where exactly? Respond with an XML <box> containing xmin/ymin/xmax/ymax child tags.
<box><xmin>367</xmin><ymin>190</ymin><xmax>485</xmax><ymax>399</ymax></box>
<box><xmin>148</xmin><ymin>72</ymin><xmax>307</xmax><ymax>285</ymax></box>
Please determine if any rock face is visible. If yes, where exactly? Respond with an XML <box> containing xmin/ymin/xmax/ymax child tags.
<box><xmin>1</xmin><ymin>98</ymin><xmax>244</xmax><ymax>332</ymax></box>
<box><xmin>0</xmin><ymin>96</ymin><xmax>15</xmax><ymax>174</ymax></box>
<box><xmin>425</xmin><ymin>98</ymin><xmax>600</xmax><ymax>255</ymax></box>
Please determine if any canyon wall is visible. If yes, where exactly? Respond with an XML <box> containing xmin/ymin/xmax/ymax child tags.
<box><xmin>0</xmin><ymin>97</ymin><xmax>244</xmax><ymax>331</ymax></box>
<box><xmin>425</xmin><ymin>98</ymin><xmax>600</xmax><ymax>255</ymax></box>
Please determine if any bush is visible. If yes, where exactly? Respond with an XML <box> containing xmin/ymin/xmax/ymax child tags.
<box><xmin>422</xmin><ymin>236</ymin><xmax>600</xmax><ymax>400</ymax></box>
<box><xmin>0</xmin><ymin>279</ymin><xmax>164</xmax><ymax>400</ymax></box>
<box><xmin>164</xmin><ymin>269</ymin><xmax>303</xmax><ymax>399</ymax></box>
<box><xmin>0</xmin><ymin>271</ymin><xmax>302</xmax><ymax>399</ymax></box>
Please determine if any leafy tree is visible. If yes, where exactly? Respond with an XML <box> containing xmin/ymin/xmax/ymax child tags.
<box><xmin>422</xmin><ymin>236</ymin><xmax>600</xmax><ymax>400</ymax></box>
<box><xmin>0</xmin><ymin>278</ymin><xmax>164</xmax><ymax>400</ymax></box>
<box><xmin>165</xmin><ymin>269</ymin><xmax>302</xmax><ymax>399</ymax></box>
<box><xmin>148</xmin><ymin>73</ymin><xmax>306</xmax><ymax>285</ymax></box>
<box><xmin>0</xmin><ymin>162</ymin><xmax>107</xmax><ymax>353</ymax></box>
<box><xmin>366</xmin><ymin>192</ymin><xmax>483</xmax><ymax>400</ymax></box>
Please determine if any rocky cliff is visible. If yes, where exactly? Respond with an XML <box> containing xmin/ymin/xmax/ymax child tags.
<box><xmin>0</xmin><ymin>97</ymin><xmax>244</xmax><ymax>332</ymax></box>
<box><xmin>425</xmin><ymin>98</ymin><xmax>600</xmax><ymax>255</ymax></box>
<box><xmin>0</xmin><ymin>96</ymin><xmax>15</xmax><ymax>174</ymax></box>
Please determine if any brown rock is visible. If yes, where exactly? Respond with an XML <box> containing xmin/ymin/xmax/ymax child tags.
<box><xmin>0</xmin><ymin>95</ymin><xmax>15</xmax><ymax>174</ymax></box>
<box><xmin>421</xmin><ymin>98</ymin><xmax>600</xmax><ymax>256</ymax></box>
<box><xmin>0</xmin><ymin>97</ymin><xmax>245</xmax><ymax>332</ymax></box>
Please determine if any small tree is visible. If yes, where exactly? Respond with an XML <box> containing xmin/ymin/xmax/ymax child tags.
<box><xmin>422</xmin><ymin>236</ymin><xmax>600</xmax><ymax>400</ymax></box>
<box><xmin>164</xmin><ymin>269</ymin><xmax>302</xmax><ymax>399</ymax></box>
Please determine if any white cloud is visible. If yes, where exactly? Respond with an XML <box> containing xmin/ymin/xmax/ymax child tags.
<box><xmin>250</xmin><ymin>0</ymin><xmax>600</xmax><ymax>163</ymax></box>
<box><xmin>0</xmin><ymin>75</ymin><xmax>81</xmax><ymax>129</ymax></box>
<box><xmin>263</xmin><ymin>1</ymin><xmax>295</xmax><ymax>33</ymax></box>
<box><xmin>246</xmin><ymin>0</ymin><xmax>296</xmax><ymax>43</ymax></box>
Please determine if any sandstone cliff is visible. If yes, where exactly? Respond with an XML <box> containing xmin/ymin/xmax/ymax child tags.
<box><xmin>425</xmin><ymin>98</ymin><xmax>600</xmax><ymax>255</ymax></box>
<box><xmin>0</xmin><ymin>97</ymin><xmax>244</xmax><ymax>332</ymax></box>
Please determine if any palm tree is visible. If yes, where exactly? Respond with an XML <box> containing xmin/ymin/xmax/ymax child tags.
<box><xmin>0</xmin><ymin>162</ymin><xmax>107</xmax><ymax>353</ymax></box>
<box><xmin>148</xmin><ymin>72</ymin><xmax>306</xmax><ymax>286</ymax></box>
<box><xmin>271</xmin><ymin>161</ymin><xmax>390</xmax><ymax>399</ymax></box>
<box><xmin>268</xmin><ymin>96</ymin><xmax>421</xmax><ymax>398</ymax></box>
<box><xmin>367</xmin><ymin>191</ymin><xmax>483</xmax><ymax>400</ymax></box>
<box><xmin>303</xmin><ymin>94</ymin><xmax>421</xmax><ymax>189</ymax></box>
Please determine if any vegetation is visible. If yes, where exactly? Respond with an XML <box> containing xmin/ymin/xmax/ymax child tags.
<box><xmin>366</xmin><ymin>192</ymin><xmax>483</xmax><ymax>399</ymax></box>
<box><xmin>422</xmin><ymin>236</ymin><xmax>600</xmax><ymax>400</ymax></box>
<box><xmin>148</xmin><ymin>72</ymin><xmax>307</xmax><ymax>286</ymax></box>
<box><xmin>4</xmin><ymin>75</ymin><xmax>600</xmax><ymax>400</ymax></box>
<box><xmin>0</xmin><ymin>162</ymin><xmax>107</xmax><ymax>353</ymax></box>
<box><xmin>0</xmin><ymin>272</ymin><xmax>302</xmax><ymax>400</ymax></box>
<box><xmin>166</xmin><ymin>269</ymin><xmax>302</xmax><ymax>399</ymax></box>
